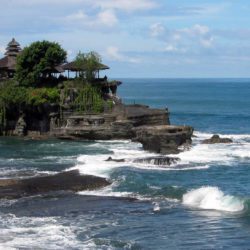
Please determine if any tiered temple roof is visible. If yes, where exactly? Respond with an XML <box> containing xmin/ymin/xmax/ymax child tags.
<box><xmin>0</xmin><ymin>38</ymin><xmax>21</xmax><ymax>79</ymax></box>
<box><xmin>5</xmin><ymin>38</ymin><xmax>21</xmax><ymax>57</ymax></box>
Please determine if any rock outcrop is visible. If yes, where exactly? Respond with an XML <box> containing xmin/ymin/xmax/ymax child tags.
<box><xmin>133</xmin><ymin>125</ymin><xmax>193</xmax><ymax>154</ymax></box>
<box><xmin>0</xmin><ymin>170</ymin><xmax>110</xmax><ymax>199</ymax></box>
<box><xmin>52</xmin><ymin>104</ymin><xmax>193</xmax><ymax>154</ymax></box>
<box><xmin>202</xmin><ymin>134</ymin><xmax>233</xmax><ymax>144</ymax></box>
<box><xmin>105</xmin><ymin>157</ymin><xmax>126</xmax><ymax>162</ymax></box>
<box><xmin>133</xmin><ymin>156</ymin><xmax>180</xmax><ymax>166</ymax></box>
<box><xmin>13</xmin><ymin>116</ymin><xmax>27</xmax><ymax>136</ymax></box>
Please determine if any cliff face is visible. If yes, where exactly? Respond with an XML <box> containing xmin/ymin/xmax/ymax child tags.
<box><xmin>2</xmin><ymin>103</ymin><xmax>58</xmax><ymax>136</ymax></box>
<box><xmin>1</xmin><ymin>101</ymin><xmax>193</xmax><ymax>155</ymax></box>
<box><xmin>51</xmin><ymin>104</ymin><xmax>193</xmax><ymax>155</ymax></box>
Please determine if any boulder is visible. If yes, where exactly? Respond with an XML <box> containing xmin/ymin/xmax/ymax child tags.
<box><xmin>0</xmin><ymin>170</ymin><xmax>110</xmax><ymax>199</ymax></box>
<box><xmin>133</xmin><ymin>125</ymin><xmax>193</xmax><ymax>154</ymax></box>
<box><xmin>202</xmin><ymin>134</ymin><xmax>233</xmax><ymax>144</ymax></box>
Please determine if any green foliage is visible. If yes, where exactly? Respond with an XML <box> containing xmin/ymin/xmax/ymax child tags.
<box><xmin>27</xmin><ymin>88</ymin><xmax>60</xmax><ymax>106</ymax></box>
<box><xmin>106</xmin><ymin>100</ymin><xmax>113</xmax><ymax>111</ymax></box>
<box><xmin>74</xmin><ymin>84</ymin><xmax>104</xmax><ymax>113</ymax></box>
<box><xmin>0</xmin><ymin>80</ymin><xmax>60</xmax><ymax>108</ymax></box>
<box><xmin>0</xmin><ymin>80</ymin><xmax>28</xmax><ymax>107</ymax></box>
<box><xmin>75</xmin><ymin>51</ymin><xmax>102</xmax><ymax>82</ymax></box>
<box><xmin>15</xmin><ymin>40</ymin><xmax>67</xmax><ymax>87</ymax></box>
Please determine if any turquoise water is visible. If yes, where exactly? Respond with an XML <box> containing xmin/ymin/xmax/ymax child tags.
<box><xmin>0</xmin><ymin>79</ymin><xmax>250</xmax><ymax>249</ymax></box>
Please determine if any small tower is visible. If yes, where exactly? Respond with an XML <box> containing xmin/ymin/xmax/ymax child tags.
<box><xmin>5</xmin><ymin>38</ymin><xmax>22</xmax><ymax>57</ymax></box>
<box><xmin>0</xmin><ymin>38</ymin><xmax>22</xmax><ymax>80</ymax></box>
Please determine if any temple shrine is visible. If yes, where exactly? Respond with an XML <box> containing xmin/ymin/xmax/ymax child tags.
<box><xmin>0</xmin><ymin>38</ymin><xmax>22</xmax><ymax>80</ymax></box>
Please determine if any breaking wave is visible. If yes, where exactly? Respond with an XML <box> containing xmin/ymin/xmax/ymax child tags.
<box><xmin>182</xmin><ymin>186</ymin><xmax>245</xmax><ymax>212</ymax></box>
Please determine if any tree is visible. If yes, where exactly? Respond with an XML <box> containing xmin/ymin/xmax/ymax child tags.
<box><xmin>15</xmin><ymin>40</ymin><xmax>67</xmax><ymax>87</ymax></box>
<box><xmin>75</xmin><ymin>51</ymin><xmax>102</xmax><ymax>82</ymax></box>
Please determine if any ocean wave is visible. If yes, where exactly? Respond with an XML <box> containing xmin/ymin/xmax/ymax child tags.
<box><xmin>194</xmin><ymin>131</ymin><xmax>250</xmax><ymax>142</ymax></box>
<box><xmin>0</xmin><ymin>215</ymin><xmax>82</xmax><ymax>249</ymax></box>
<box><xmin>174</xmin><ymin>131</ymin><xmax>250</xmax><ymax>167</ymax></box>
<box><xmin>182</xmin><ymin>186</ymin><xmax>245</xmax><ymax>212</ymax></box>
<box><xmin>66</xmin><ymin>131</ymin><xmax>250</xmax><ymax>180</ymax></box>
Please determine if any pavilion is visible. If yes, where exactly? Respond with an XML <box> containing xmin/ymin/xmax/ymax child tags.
<box><xmin>0</xmin><ymin>38</ymin><xmax>21</xmax><ymax>80</ymax></box>
<box><xmin>62</xmin><ymin>60</ymin><xmax>122</xmax><ymax>96</ymax></box>
<box><xmin>62</xmin><ymin>61</ymin><xmax>110</xmax><ymax>78</ymax></box>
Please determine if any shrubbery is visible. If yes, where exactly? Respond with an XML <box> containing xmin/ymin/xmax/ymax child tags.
<box><xmin>15</xmin><ymin>40</ymin><xmax>66</xmax><ymax>87</ymax></box>
<box><xmin>74</xmin><ymin>84</ymin><xmax>104</xmax><ymax>113</ymax></box>
<box><xmin>0</xmin><ymin>80</ymin><xmax>60</xmax><ymax>128</ymax></box>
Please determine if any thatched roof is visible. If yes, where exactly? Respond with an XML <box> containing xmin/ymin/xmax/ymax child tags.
<box><xmin>4</xmin><ymin>38</ymin><xmax>21</xmax><ymax>57</ymax></box>
<box><xmin>0</xmin><ymin>56</ymin><xmax>17</xmax><ymax>70</ymax></box>
<box><xmin>7</xmin><ymin>38</ymin><xmax>20</xmax><ymax>47</ymax></box>
<box><xmin>0</xmin><ymin>38</ymin><xmax>21</xmax><ymax>71</ymax></box>
<box><xmin>62</xmin><ymin>61</ymin><xmax>110</xmax><ymax>72</ymax></box>
<box><xmin>42</xmin><ymin>65</ymin><xmax>65</xmax><ymax>74</ymax></box>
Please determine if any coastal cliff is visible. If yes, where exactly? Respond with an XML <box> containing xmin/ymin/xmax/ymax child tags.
<box><xmin>0</xmin><ymin>88</ymin><xmax>193</xmax><ymax>155</ymax></box>
<box><xmin>51</xmin><ymin>104</ymin><xmax>193</xmax><ymax>154</ymax></box>
<box><xmin>0</xmin><ymin>39</ymin><xmax>193</xmax><ymax>155</ymax></box>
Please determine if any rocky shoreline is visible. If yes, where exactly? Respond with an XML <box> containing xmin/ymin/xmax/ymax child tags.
<box><xmin>0</xmin><ymin>170</ymin><xmax>110</xmax><ymax>199</ymax></box>
<box><xmin>52</xmin><ymin>104</ymin><xmax>193</xmax><ymax>154</ymax></box>
<box><xmin>0</xmin><ymin>103</ymin><xmax>194</xmax><ymax>198</ymax></box>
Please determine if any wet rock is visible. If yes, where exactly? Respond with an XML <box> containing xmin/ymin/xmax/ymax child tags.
<box><xmin>14</xmin><ymin>116</ymin><xmax>27</xmax><ymax>136</ymax></box>
<box><xmin>105</xmin><ymin>157</ymin><xmax>125</xmax><ymax>162</ymax></box>
<box><xmin>202</xmin><ymin>135</ymin><xmax>233</xmax><ymax>144</ymax></box>
<box><xmin>134</xmin><ymin>125</ymin><xmax>193</xmax><ymax>155</ymax></box>
<box><xmin>133</xmin><ymin>156</ymin><xmax>180</xmax><ymax>166</ymax></box>
<box><xmin>0</xmin><ymin>170</ymin><xmax>110</xmax><ymax>199</ymax></box>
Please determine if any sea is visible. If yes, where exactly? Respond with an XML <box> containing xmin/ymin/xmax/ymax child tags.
<box><xmin>0</xmin><ymin>78</ymin><xmax>250</xmax><ymax>250</ymax></box>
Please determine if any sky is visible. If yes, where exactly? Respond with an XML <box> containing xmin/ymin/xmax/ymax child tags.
<box><xmin>0</xmin><ymin>0</ymin><xmax>250</xmax><ymax>78</ymax></box>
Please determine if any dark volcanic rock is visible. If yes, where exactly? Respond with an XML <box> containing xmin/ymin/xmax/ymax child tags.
<box><xmin>134</xmin><ymin>125</ymin><xmax>193</xmax><ymax>155</ymax></box>
<box><xmin>105</xmin><ymin>157</ymin><xmax>125</xmax><ymax>162</ymax></box>
<box><xmin>51</xmin><ymin>104</ymin><xmax>194</xmax><ymax>155</ymax></box>
<box><xmin>202</xmin><ymin>135</ymin><xmax>233</xmax><ymax>144</ymax></box>
<box><xmin>0</xmin><ymin>170</ymin><xmax>110</xmax><ymax>199</ymax></box>
<box><xmin>133</xmin><ymin>156</ymin><xmax>180</xmax><ymax>166</ymax></box>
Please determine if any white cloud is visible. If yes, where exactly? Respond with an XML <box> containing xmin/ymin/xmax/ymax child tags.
<box><xmin>200</xmin><ymin>37</ymin><xmax>214</xmax><ymax>48</ymax></box>
<box><xmin>66</xmin><ymin>10</ymin><xmax>88</xmax><ymax>21</ymax></box>
<box><xmin>150</xmin><ymin>23</ymin><xmax>215</xmax><ymax>52</ymax></box>
<box><xmin>6</xmin><ymin>0</ymin><xmax>157</xmax><ymax>11</ymax></box>
<box><xmin>97</xmin><ymin>9</ymin><xmax>118</xmax><ymax>27</ymax></box>
<box><xmin>193</xmin><ymin>24</ymin><xmax>210</xmax><ymax>35</ymax></box>
<box><xmin>94</xmin><ymin>0</ymin><xmax>157</xmax><ymax>12</ymax></box>
<box><xmin>65</xmin><ymin>9</ymin><xmax>118</xmax><ymax>28</ymax></box>
<box><xmin>106</xmin><ymin>46</ymin><xmax>140</xmax><ymax>63</ymax></box>
<box><xmin>164</xmin><ymin>44</ymin><xmax>178</xmax><ymax>52</ymax></box>
<box><xmin>182</xmin><ymin>24</ymin><xmax>210</xmax><ymax>36</ymax></box>
<box><xmin>150</xmin><ymin>23</ymin><xmax>165</xmax><ymax>37</ymax></box>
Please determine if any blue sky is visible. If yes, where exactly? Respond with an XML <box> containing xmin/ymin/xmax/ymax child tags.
<box><xmin>0</xmin><ymin>0</ymin><xmax>250</xmax><ymax>78</ymax></box>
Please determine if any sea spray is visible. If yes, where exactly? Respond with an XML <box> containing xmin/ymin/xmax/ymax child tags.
<box><xmin>182</xmin><ymin>186</ymin><xmax>245</xmax><ymax>212</ymax></box>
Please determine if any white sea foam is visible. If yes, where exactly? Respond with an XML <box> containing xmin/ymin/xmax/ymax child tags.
<box><xmin>0</xmin><ymin>215</ymin><xmax>82</xmax><ymax>249</ymax></box>
<box><xmin>182</xmin><ymin>186</ymin><xmax>245</xmax><ymax>212</ymax></box>
<box><xmin>153</xmin><ymin>202</ymin><xmax>160</xmax><ymax>212</ymax></box>
<box><xmin>69</xmin><ymin>131</ymin><xmax>250</xmax><ymax>179</ymax></box>
<box><xmin>173</xmin><ymin>132</ymin><xmax>250</xmax><ymax>167</ymax></box>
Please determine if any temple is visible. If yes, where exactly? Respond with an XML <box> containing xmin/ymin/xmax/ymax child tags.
<box><xmin>0</xmin><ymin>38</ymin><xmax>122</xmax><ymax>97</ymax></box>
<box><xmin>0</xmin><ymin>38</ymin><xmax>22</xmax><ymax>80</ymax></box>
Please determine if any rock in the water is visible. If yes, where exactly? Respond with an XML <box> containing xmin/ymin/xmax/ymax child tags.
<box><xmin>134</xmin><ymin>125</ymin><xmax>193</xmax><ymax>154</ymax></box>
<box><xmin>105</xmin><ymin>157</ymin><xmax>125</xmax><ymax>162</ymax></box>
<box><xmin>202</xmin><ymin>135</ymin><xmax>233</xmax><ymax>144</ymax></box>
<box><xmin>133</xmin><ymin>156</ymin><xmax>180</xmax><ymax>166</ymax></box>
<box><xmin>0</xmin><ymin>170</ymin><xmax>110</xmax><ymax>199</ymax></box>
